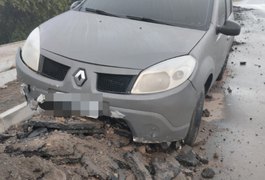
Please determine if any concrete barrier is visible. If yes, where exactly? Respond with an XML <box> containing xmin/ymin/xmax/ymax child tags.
<box><xmin>0</xmin><ymin>102</ymin><xmax>35</xmax><ymax>133</ymax></box>
<box><xmin>0</xmin><ymin>41</ymin><xmax>24</xmax><ymax>86</ymax></box>
<box><xmin>0</xmin><ymin>69</ymin><xmax>17</xmax><ymax>87</ymax></box>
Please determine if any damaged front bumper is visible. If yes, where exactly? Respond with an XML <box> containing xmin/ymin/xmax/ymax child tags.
<box><xmin>16</xmin><ymin>48</ymin><xmax>200</xmax><ymax>143</ymax></box>
<box><xmin>21</xmin><ymin>84</ymin><xmax>103</xmax><ymax>118</ymax></box>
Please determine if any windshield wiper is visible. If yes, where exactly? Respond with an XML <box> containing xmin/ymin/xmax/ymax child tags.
<box><xmin>85</xmin><ymin>8</ymin><xmax>119</xmax><ymax>17</ymax></box>
<box><xmin>126</xmin><ymin>15</ymin><xmax>173</xmax><ymax>26</ymax></box>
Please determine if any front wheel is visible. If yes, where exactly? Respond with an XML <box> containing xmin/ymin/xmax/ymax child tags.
<box><xmin>184</xmin><ymin>91</ymin><xmax>205</xmax><ymax>146</ymax></box>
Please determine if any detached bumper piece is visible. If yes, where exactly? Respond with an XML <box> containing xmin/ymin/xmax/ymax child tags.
<box><xmin>21</xmin><ymin>84</ymin><xmax>103</xmax><ymax>118</ymax></box>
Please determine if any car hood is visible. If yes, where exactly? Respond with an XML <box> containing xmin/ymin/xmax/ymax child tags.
<box><xmin>40</xmin><ymin>11</ymin><xmax>205</xmax><ymax>70</ymax></box>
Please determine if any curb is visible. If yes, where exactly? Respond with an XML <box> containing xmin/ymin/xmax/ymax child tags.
<box><xmin>0</xmin><ymin>69</ymin><xmax>17</xmax><ymax>87</ymax></box>
<box><xmin>0</xmin><ymin>102</ymin><xmax>35</xmax><ymax>133</ymax></box>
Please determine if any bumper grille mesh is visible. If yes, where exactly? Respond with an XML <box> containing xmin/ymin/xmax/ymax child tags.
<box><xmin>39</xmin><ymin>57</ymin><xmax>70</xmax><ymax>81</ymax></box>
<box><xmin>97</xmin><ymin>73</ymin><xmax>136</xmax><ymax>94</ymax></box>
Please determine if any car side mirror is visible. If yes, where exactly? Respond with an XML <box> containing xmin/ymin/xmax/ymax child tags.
<box><xmin>70</xmin><ymin>1</ymin><xmax>82</xmax><ymax>10</ymax></box>
<box><xmin>216</xmin><ymin>20</ymin><xmax>241</xmax><ymax>36</ymax></box>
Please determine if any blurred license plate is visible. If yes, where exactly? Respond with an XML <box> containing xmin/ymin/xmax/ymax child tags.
<box><xmin>41</xmin><ymin>93</ymin><xmax>103</xmax><ymax>118</ymax></box>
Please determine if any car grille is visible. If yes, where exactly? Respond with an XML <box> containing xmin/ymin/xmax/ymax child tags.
<box><xmin>97</xmin><ymin>73</ymin><xmax>136</xmax><ymax>94</ymax></box>
<box><xmin>39</xmin><ymin>56</ymin><xmax>70</xmax><ymax>81</ymax></box>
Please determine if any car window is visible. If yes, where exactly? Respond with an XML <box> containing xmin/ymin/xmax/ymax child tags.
<box><xmin>226</xmin><ymin>0</ymin><xmax>232</xmax><ymax>18</ymax></box>
<box><xmin>80</xmin><ymin>0</ymin><xmax>214</xmax><ymax>31</ymax></box>
<box><xmin>218</xmin><ymin>0</ymin><xmax>226</xmax><ymax>26</ymax></box>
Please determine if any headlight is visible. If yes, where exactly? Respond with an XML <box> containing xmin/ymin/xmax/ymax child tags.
<box><xmin>21</xmin><ymin>27</ymin><xmax>40</xmax><ymax>71</ymax></box>
<box><xmin>131</xmin><ymin>55</ymin><xmax>196</xmax><ymax>94</ymax></box>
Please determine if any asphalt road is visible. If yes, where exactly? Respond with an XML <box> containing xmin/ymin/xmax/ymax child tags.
<box><xmin>201</xmin><ymin>3</ymin><xmax>265</xmax><ymax>180</ymax></box>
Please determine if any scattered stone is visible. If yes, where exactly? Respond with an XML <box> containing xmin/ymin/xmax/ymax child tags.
<box><xmin>124</xmin><ymin>152</ymin><xmax>152</xmax><ymax>180</ymax></box>
<box><xmin>240</xmin><ymin>62</ymin><xmax>246</xmax><ymax>66</ymax></box>
<box><xmin>196</xmin><ymin>154</ymin><xmax>209</xmax><ymax>164</ymax></box>
<box><xmin>200</xmin><ymin>146</ymin><xmax>206</xmax><ymax>150</ymax></box>
<box><xmin>213</xmin><ymin>152</ymin><xmax>219</xmax><ymax>159</ymax></box>
<box><xmin>126</xmin><ymin>173</ymin><xmax>136</xmax><ymax>180</ymax></box>
<box><xmin>160</xmin><ymin>142</ymin><xmax>173</xmax><ymax>150</ymax></box>
<box><xmin>176</xmin><ymin>145</ymin><xmax>200</xmax><ymax>167</ymax></box>
<box><xmin>173</xmin><ymin>172</ymin><xmax>189</xmax><ymax>180</ymax></box>
<box><xmin>254</xmin><ymin>64</ymin><xmax>261</xmax><ymax>68</ymax></box>
<box><xmin>182</xmin><ymin>169</ymin><xmax>193</xmax><ymax>177</ymax></box>
<box><xmin>121</xmin><ymin>145</ymin><xmax>135</xmax><ymax>152</ymax></box>
<box><xmin>201</xmin><ymin>168</ymin><xmax>215</xmax><ymax>179</ymax></box>
<box><xmin>205</xmin><ymin>95</ymin><xmax>213</xmax><ymax>100</ymax></box>
<box><xmin>0</xmin><ymin>133</ymin><xmax>15</xmax><ymax>143</ymax></box>
<box><xmin>0</xmin><ymin>154</ymin><xmax>66</xmax><ymax>180</ymax></box>
<box><xmin>27</xmin><ymin>128</ymin><xmax>48</xmax><ymax>138</ymax></box>
<box><xmin>151</xmin><ymin>156</ymin><xmax>181</xmax><ymax>179</ymax></box>
<box><xmin>113</xmin><ymin>159</ymin><xmax>131</xmax><ymax>170</ymax></box>
<box><xmin>174</xmin><ymin>141</ymin><xmax>182</xmax><ymax>150</ymax></box>
<box><xmin>137</xmin><ymin>146</ymin><xmax>146</xmax><ymax>154</ymax></box>
<box><xmin>81</xmin><ymin>156</ymin><xmax>109</xmax><ymax>179</ymax></box>
<box><xmin>202</xmin><ymin>109</ymin><xmax>210</xmax><ymax>117</ymax></box>
<box><xmin>232</xmin><ymin>40</ymin><xmax>246</xmax><ymax>46</ymax></box>
<box><xmin>193</xmin><ymin>138</ymin><xmax>206</xmax><ymax>147</ymax></box>
<box><xmin>227</xmin><ymin>87</ymin><xmax>232</xmax><ymax>94</ymax></box>
<box><xmin>107</xmin><ymin>141</ymin><xmax>112</xmax><ymax>147</ymax></box>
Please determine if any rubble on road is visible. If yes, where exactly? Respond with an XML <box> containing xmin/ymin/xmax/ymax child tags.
<box><xmin>176</xmin><ymin>145</ymin><xmax>200</xmax><ymax>167</ymax></box>
<box><xmin>201</xmin><ymin>168</ymin><xmax>215</xmax><ymax>179</ymax></box>
<box><xmin>202</xmin><ymin>109</ymin><xmax>211</xmax><ymax>117</ymax></box>
<box><xmin>240</xmin><ymin>61</ymin><xmax>247</xmax><ymax>66</ymax></box>
<box><xmin>0</xmin><ymin>114</ymin><xmax>217</xmax><ymax>179</ymax></box>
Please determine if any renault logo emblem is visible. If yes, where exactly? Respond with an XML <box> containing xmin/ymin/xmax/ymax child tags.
<box><xmin>74</xmin><ymin>69</ymin><xmax>87</xmax><ymax>86</ymax></box>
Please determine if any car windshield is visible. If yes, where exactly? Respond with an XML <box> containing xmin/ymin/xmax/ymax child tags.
<box><xmin>80</xmin><ymin>0</ymin><xmax>213</xmax><ymax>30</ymax></box>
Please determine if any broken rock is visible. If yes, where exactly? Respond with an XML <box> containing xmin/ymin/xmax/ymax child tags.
<box><xmin>151</xmin><ymin>155</ymin><xmax>181</xmax><ymax>179</ymax></box>
<box><xmin>81</xmin><ymin>155</ymin><xmax>109</xmax><ymax>179</ymax></box>
<box><xmin>124</xmin><ymin>152</ymin><xmax>152</xmax><ymax>180</ymax></box>
<box><xmin>173</xmin><ymin>172</ymin><xmax>190</xmax><ymax>180</ymax></box>
<box><xmin>0</xmin><ymin>154</ymin><xmax>66</xmax><ymax>180</ymax></box>
<box><xmin>201</xmin><ymin>168</ymin><xmax>215</xmax><ymax>179</ymax></box>
<box><xmin>176</xmin><ymin>145</ymin><xmax>200</xmax><ymax>167</ymax></box>
<box><xmin>196</xmin><ymin>154</ymin><xmax>209</xmax><ymax>164</ymax></box>
<box><xmin>227</xmin><ymin>87</ymin><xmax>232</xmax><ymax>94</ymax></box>
<box><xmin>240</xmin><ymin>61</ymin><xmax>246</xmax><ymax>65</ymax></box>
<box><xmin>27</xmin><ymin>127</ymin><xmax>48</xmax><ymax>138</ymax></box>
<box><xmin>202</xmin><ymin>109</ymin><xmax>210</xmax><ymax>117</ymax></box>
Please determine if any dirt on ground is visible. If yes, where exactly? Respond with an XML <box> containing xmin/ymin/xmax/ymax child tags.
<box><xmin>0</xmin><ymin>112</ymin><xmax>222</xmax><ymax>180</ymax></box>
<box><xmin>0</xmin><ymin>79</ymin><xmax>224</xmax><ymax>180</ymax></box>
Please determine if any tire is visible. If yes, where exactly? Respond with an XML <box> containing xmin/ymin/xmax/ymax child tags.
<box><xmin>184</xmin><ymin>91</ymin><xmax>205</xmax><ymax>146</ymax></box>
<box><xmin>217</xmin><ymin>56</ymin><xmax>228</xmax><ymax>81</ymax></box>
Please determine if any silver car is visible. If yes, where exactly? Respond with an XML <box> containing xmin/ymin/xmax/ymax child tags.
<box><xmin>16</xmin><ymin>0</ymin><xmax>240</xmax><ymax>145</ymax></box>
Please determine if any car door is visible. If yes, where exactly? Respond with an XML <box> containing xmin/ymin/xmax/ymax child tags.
<box><xmin>225</xmin><ymin>0</ymin><xmax>235</xmax><ymax>50</ymax></box>
<box><xmin>214</xmin><ymin>0</ymin><xmax>231</xmax><ymax>75</ymax></box>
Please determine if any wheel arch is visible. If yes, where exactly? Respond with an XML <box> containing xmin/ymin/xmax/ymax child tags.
<box><xmin>189</xmin><ymin>56</ymin><xmax>215</xmax><ymax>94</ymax></box>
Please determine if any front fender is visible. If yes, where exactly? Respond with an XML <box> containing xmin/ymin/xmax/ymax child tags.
<box><xmin>189</xmin><ymin>56</ymin><xmax>215</xmax><ymax>93</ymax></box>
